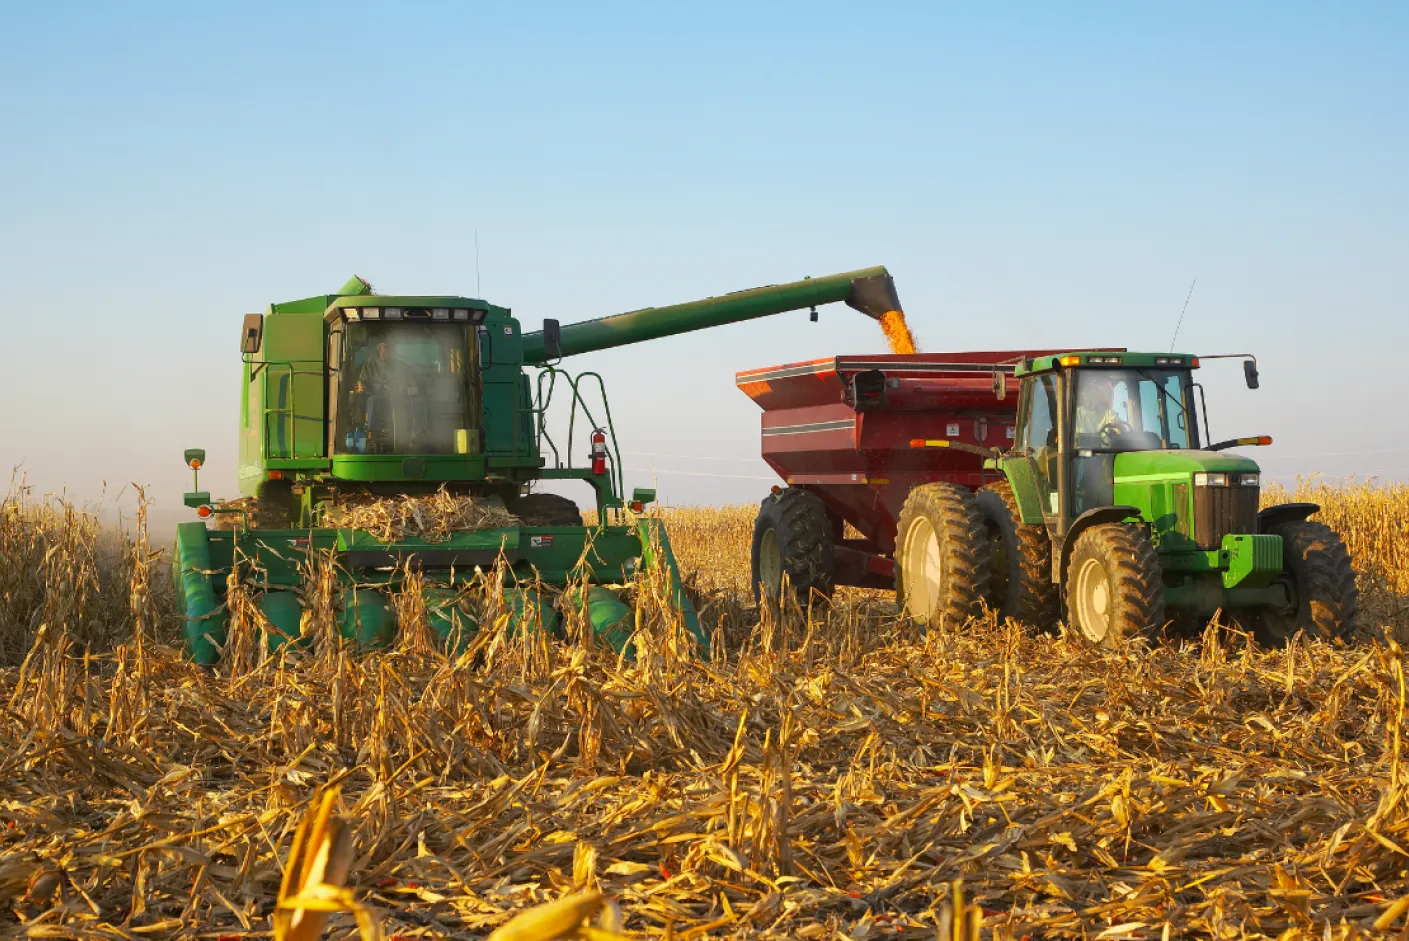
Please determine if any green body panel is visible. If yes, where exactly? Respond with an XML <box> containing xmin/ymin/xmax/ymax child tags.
<box><xmin>1110</xmin><ymin>450</ymin><xmax>1259</xmax><ymax>550</ymax></box>
<box><xmin>522</xmin><ymin>266</ymin><xmax>893</xmax><ymax>363</ymax></box>
<box><xmin>996</xmin><ymin>456</ymin><xmax>1044</xmax><ymax>524</ymax></box>
<box><xmin>1221</xmin><ymin>533</ymin><xmax>1283</xmax><ymax>588</ymax></box>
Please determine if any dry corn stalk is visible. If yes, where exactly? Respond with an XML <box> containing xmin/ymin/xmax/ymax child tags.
<box><xmin>274</xmin><ymin>785</ymin><xmax>382</xmax><ymax>941</ymax></box>
<box><xmin>487</xmin><ymin>890</ymin><xmax>630</xmax><ymax>941</ymax></box>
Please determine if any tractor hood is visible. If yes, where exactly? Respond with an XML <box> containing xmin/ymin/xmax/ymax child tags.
<box><xmin>1112</xmin><ymin>449</ymin><xmax>1260</xmax><ymax>482</ymax></box>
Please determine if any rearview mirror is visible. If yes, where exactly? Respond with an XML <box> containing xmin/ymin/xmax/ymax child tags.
<box><xmin>992</xmin><ymin>368</ymin><xmax>1007</xmax><ymax>401</ymax></box>
<box><xmin>542</xmin><ymin>318</ymin><xmax>562</xmax><ymax>360</ymax></box>
<box><xmin>240</xmin><ymin>314</ymin><xmax>264</xmax><ymax>355</ymax></box>
<box><xmin>1243</xmin><ymin>359</ymin><xmax>1259</xmax><ymax>390</ymax></box>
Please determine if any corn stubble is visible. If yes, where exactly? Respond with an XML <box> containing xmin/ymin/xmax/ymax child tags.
<box><xmin>3</xmin><ymin>477</ymin><xmax>1409</xmax><ymax>939</ymax></box>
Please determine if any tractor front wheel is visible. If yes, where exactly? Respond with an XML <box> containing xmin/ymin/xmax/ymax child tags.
<box><xmin>976</xmin><ymin>482</ymin><xmax>1060</xmax><ymax>629</ymax></box>
<box><xmin>1251</xmin><ymin>520</ymin><xmax>1358</xmax><ymax>645</ymax></box>
<box><xmin>895</xmin><ymin>483</ymin><xmax>989</xmax><ymax>626</ymax></box>
<box><xmin>1065</xmin><ymin>523</ymin><xmax>1165</xmax><ymax>646</ymax></box>
<box><xmin>751</xmin><ymin>488</ymin><xmax>835</xmax><ymax>608</ymax></box>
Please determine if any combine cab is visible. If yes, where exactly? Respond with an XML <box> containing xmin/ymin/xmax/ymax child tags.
<box><xmin>176</xmin><ymin>268</ymin><xmax>905</xmax><ymax>664</ymax></box>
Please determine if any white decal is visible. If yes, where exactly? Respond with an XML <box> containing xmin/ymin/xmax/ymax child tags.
<box><xmin>946</xmin><ymin>423</ymin><xmax>960</xmax><ymax>437</ymax></box>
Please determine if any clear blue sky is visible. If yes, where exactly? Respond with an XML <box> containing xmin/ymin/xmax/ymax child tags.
<box><xmin>2</xmin><ymin>3</ymin><xmax>1405</xmax><ymax>530</ymax></box>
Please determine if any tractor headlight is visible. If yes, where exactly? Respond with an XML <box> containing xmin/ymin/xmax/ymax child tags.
<box><xmin>1241</xmin><ymin>473</ymin><xmax>1260</xmax><ymax>487</ymax></box>
<box><xmin>384</xmin><ymin>307</ymin><xmax>403</xmax><ymax>320</ymax></box>
<box><xmin>362</xmin><ymin>307</ymin><xmax>381</xmax><ymax>320</ymax></box>
<box><xmin>452</xmin><ymin>309</ymin><xmax>471</xmax><ymax>321</ymax></box>
<box><xmin>1194</xmin><ymin>472</ymin><xmax>1228</xmax><ymax>487</ymax></box>
<box><xmin>432</xmin><ymin>308</ymin><xmax>450</xmax><ymax>320</ymax></box>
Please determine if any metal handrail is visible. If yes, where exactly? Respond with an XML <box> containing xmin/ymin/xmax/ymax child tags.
<box><xmin>528</xmin><ymin>365</ymin><xmax>623</xmax><ymax>498</ymax></box>
<box><xmin>260</xmin><ymin>359</ymin><xmax>325</xmax><ymax>460</ymax></box>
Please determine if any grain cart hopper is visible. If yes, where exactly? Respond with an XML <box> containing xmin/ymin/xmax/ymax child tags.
<box><xmin>742</xmin><ymin>351</ymin><xmax>1357</xmax><ymax>646</ymax></box>
<box><xmin>175</xmin><ymin>269</ymin><xmax>902</xmax><ymax>664</ymax></box>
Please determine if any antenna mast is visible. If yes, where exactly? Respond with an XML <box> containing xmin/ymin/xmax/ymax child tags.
<box><xmin>1169</xmin><ymin>279</ymin><xmax>1196</xmax><ymax>352</ymax></box>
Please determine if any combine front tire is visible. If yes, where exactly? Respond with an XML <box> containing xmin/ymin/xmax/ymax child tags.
<box><xmin>1064</xmin><ymin>523</ymin><xmax>1165</xmax><ymax>646</ymax></box>
<box><xmin>751</xmin><ymin>488</ymin><xmax>835</xmax><ymax>608</ymax></box>
<box><xmin>976</xmin><ymin>482</ymin><xmax>1060</xmax><ymax>628</ymax></box>
<box><xmin>895</xmin><ymin>483</ymin><xmax>989</xmax><ymax>626</ymax></box>
<box><xmin>1252</xmin><ymin>520</ymin><xmax>1358</xmax><ymax>645</ymax></box>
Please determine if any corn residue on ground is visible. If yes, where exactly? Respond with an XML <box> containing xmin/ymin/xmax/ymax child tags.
<box><xmin>3</xmin><ymin>478</ymin><xmax>1409</xmax><ymax>938</ymax></box>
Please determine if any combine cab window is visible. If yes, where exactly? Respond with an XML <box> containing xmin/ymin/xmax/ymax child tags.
<box><xmin>334</xmin><ymin>322</ymin><xmax>476</xmax><ymax>455</ymax></box>
<box><xmin>1073</xmin><ymin>368</ymin><xmax>1198</xmax><ymax>453</ymax></box>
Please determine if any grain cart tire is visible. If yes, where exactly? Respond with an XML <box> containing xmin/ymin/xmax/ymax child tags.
<box><xmin>895</xmin><ymin>483</ymin><xmax>989</xmax><ymax>626</ymax></box>
<box><xmin>751</xmin><ymin>488</ymin><xmax>835</xmax><ymax>609</ymax></box>
<box><xmin>1251</xmin><ymin>520</ymin><xmax>1358</xmax><ymax>646</ymax></box>
<box><xmin>514</xmin><ymin>493</ymin><xmax>583</xmax><ymax>526</ymax></box>
<box><xmin>1065</xmin><ymin>523</ymin><xmax>1165</xmax><ymax>647</ymax></box>
<box><xmin>976</xmin><ymin>482</ymin><xmax>1060</xmax><ymax>628</ymax></box>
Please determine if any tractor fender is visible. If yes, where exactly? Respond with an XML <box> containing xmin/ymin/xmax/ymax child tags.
<box><xmin>1257</xmin><ymin>502</ymin><xmax>1319</xmax><ymax>531</ymax></box>
<box><xmin>1057</xmin><ymin>505</ymin><xmax>1143</xmax><ymax>585</ymax></box>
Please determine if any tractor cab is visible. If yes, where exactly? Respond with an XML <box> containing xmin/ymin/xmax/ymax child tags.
<box><xmin>1005</xmin><ymin>352</ymin><xmax>1265</xmax><ymax>545</ymax></box>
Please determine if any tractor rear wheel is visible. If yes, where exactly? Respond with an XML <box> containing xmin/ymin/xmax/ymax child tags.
<box><xmin>751</xmin><ymin>488</ymin><xmax>835</xmax><ymax>608</ymax></box>
<box><xmin>1250</xmin><ymin>520</ymin><xmax>1358</xmax><ymax>645</ymax></box>
<box><xmin>894</xmin><ymin>483</ymin><xmax>989</xmax><ymax>626</ymax></box>
<box><xmin>513</xmin><ymin>492</ymin><xmax>583</xmax><ymax>526</ymax></box>
<box><xmin>1065</xmin><ymin>523</ymin><xmax>1165</xmax><ymax>646</ymax></box>
<box><xmin>976</xmin><ymin>482</ymin><xmax>1060</xmax><ymax>628</ymax></box>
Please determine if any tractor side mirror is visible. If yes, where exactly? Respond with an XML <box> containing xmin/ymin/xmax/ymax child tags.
<box><xmin>240</xmin><ymin>314</ymin><xmax>264</xmax><ymax>355</ymax></box>
<box><xmin>992</xmin><ymin>368</ymin><xmax>1007</xmax><ymax>401</ymax></box>
<box><xmin>1243</xmin><ymin>359</ymin><xmax>1259</xmax><ymax>389</ymax></box>
<box><xmin>542</xmin><ymin>319</ymin><xmax>563</xmax><ymax>360</ymax></box>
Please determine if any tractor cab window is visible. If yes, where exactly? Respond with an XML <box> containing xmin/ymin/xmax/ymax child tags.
<box><xmin>334</xmin><ymin>322</ymin><xmax>475</xmax><ymax>455</ymax></box>
<box><xmin>1073</xmin><ymin>368</ymin><xmax>1197</xmax><ymax>453</ymax></box>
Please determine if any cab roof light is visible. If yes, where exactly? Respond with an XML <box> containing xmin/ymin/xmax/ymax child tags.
<box><xmin>1089</xmin><ymin>355</ymin><xmax>1121</xmax><ymax>364</ymax></box>
<box><xmin>1059</xmin><ymin>355</ymin><xmax>1082</xmax><ymax>366</ymax></box>
<box><xmin>452</xmin><ymin>309</ymin><xmax>471</xmax><ymax>321</ymax></box>
<box><xmin>384</xmin><ymin>307</ymin><xmax>403</xmax><ymax>320</ymax></box>
<box><xmin>432</xmin><ymin>308</ymin><xmax>450</xmax><ymax>320</ymax></box>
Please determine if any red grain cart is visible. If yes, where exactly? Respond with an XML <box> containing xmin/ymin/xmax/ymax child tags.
<box><xmin>736</xmin><ymin>350</ymin><xmax>1073</xmax><ymax>606</ymax></box>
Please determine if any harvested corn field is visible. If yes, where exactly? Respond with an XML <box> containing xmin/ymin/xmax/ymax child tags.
<box><xmin>3</xmin><ymin>481</ymin><xmax>1409</xmax><ymax>939</ymax></box>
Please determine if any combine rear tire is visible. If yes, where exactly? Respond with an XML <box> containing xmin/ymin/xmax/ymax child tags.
<box><xmin>514</xmin><ymin>493</ymin><xmax>583</xmax><ymax>526</ymax></box>
<box><xmin>751</xmin><ymin>488</ymin><xmax>835</xmax><ymax>608</ymax></box>
<box><xmin>895</xmin><ymin>483</ymin><xmax>989</xmax><ymax>626</ymax></box>
<box><xmin>976</xmin><ymin>482</ymin><xmax>1060</xmax><ymax>628</ymax></box>
<box><xmin>1251</xmin><ymin>520</ymin><xmax>1358</xmax><ymax>645</ymax></box>
<box><xmin>1064</xmin><ymin>523</ymin><xmax>1165</xmax><ymax>647</ymax></box>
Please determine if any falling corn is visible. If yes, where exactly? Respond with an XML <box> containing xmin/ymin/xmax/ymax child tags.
<box><xmin>878</xmin><ymin>309</ymin><xmax>917</xmax><ymax>354</ymax></box>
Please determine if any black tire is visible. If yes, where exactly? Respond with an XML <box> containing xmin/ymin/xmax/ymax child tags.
<box><xmin>1251</xmin><ymin>520</ymin><xmax>1358</xmax><ymax>645</ymax></box>
<box><xmin>894</xmin><ymin>483</ymin><xmax>989</xmax><ymax>625</ymax></box>
<box><xmin>1064</xmin><ymin>523</ymin><xmax>1165</xmax><ymax>647</ymax></box>
<box><xmin>751</xmin><ymin>488</ymin><xmax>835</xmax><ymax>607</ymax></box>
<box><xmin>514</xmin><ymin>493</ymin><xmax>583</xmax><ymax>526</ymax></box>
<box><xmin>976</xmin><ymin>482</ymin><xmax>1060</xmax><ymax>628</ymax></box>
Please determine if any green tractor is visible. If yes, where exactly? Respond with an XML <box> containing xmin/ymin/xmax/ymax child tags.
<box><xmin>174</xmin><ymin>269</ymin><xmax>902</xmax><ymax>664</ymax></box>
<box><xmin>970</xmin><ymin>351</ymin><xmax>1357</xmax><ymax>646</ymax></box>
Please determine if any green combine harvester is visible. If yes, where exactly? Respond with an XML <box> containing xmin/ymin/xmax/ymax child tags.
<box><xmin>174</xmin><ymin>269</ymin><xmax>904</xmax><ymax>664</ymax></box>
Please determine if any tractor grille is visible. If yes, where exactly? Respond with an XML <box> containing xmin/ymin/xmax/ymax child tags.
<box><xmin>1193</xmin><ymin>482</ymin><xmax>1259</xmax><ymax>549</ymax></box>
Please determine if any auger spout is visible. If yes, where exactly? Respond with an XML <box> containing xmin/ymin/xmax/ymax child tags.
<box><xmin>522</xmin><ymin>265</ymin><xmax>901</xmax><ymax>364</ymax></box>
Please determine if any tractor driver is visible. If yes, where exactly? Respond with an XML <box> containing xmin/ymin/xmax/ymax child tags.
<box><xmin>1075</xmin><ymin>373</ymin><xmax>1128</xmax><ymax>446</ymax></box>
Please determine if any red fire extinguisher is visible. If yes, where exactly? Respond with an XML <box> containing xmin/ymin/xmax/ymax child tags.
<box><xmin>590</xmin><ymin>429</ymin><xmax>608</xmax><ymax>476</ymax></box>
